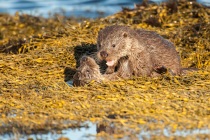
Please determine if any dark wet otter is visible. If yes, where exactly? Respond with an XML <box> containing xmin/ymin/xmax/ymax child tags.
<box><xmin>73</xmin><ymin>56</ymin><xmax>103</xmax><ymax>87</ymax></box>
<box><xmin>73</xmin><ymin>56</ymin><xmax>132</xmax><ymax>86</ymax></box>
<box><xmin>97</xmin><ymin>25</ymin><xmax>181</xmax><ymax>77</ymax></box>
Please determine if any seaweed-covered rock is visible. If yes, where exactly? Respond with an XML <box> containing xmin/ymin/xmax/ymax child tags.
<box><xmin>0</xmin><ymin>0</ymin><xmax>209</xmax><ymax>139</ymax></box>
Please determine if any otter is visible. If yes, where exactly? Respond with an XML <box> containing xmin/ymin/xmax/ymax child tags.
<box><xmin>73</xmin><ymin>56</ymin><xmax>103</xmax><ymax>87</ymax></box>
<box><xmin>73</xmin><ymin>25</ymin><xmax>196</xmax><ymax>86</ymax></box>
<box><xmin>97</xmin><ymin>25</ymin><xmax>181</xmax><ymax>77</ymax></box>
<box><xmin>73</xmin><ymin>56</ymin><xmax>132</xmax><ymax>86</ymax></box>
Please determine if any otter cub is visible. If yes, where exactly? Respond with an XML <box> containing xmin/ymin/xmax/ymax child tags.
<box><xmin>73</xmin><ymin>56</ymin><xmax>133</xmax><ymax>86</ymax></box>
<box><xmin>73</xmin><ymin>56</ymin><xmax>103</xmax><ymax>87</ymax></box>
<box><xmin>97</xmin><ymin>25</ymin><xmax>181</xmax><ymax>77</ymax></box>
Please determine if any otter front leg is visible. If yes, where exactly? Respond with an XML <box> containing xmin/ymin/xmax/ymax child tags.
<box><xmin>105</xmin><ymin>56</ymin><xmax>130</xmax><ymax>75</ymax></box>
<box><xmin>105</xmin><ymin>66</ymin><xmax>115</xmax><ymax>74</ymax></box>
<box><xmin>104</xmin><ymin>59</ymin><xmax>133</xmax><ymax>80</ymax></box>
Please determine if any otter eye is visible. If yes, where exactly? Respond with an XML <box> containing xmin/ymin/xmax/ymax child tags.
<box><xmin>86</xmin><ymin>70</ymin><xmax>90</xmax><ymax>74</ymax></box>
<box><xmin>112</xmin><ymin>44</ymin><xmax>116</xmax><ymax>48</ymax></box>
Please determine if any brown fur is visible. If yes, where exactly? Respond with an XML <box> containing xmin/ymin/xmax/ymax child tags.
<box><xmin>73</xmin><ymin>56</ymin><xmax>130</xmax><ymax>86</ymax></box>
<box><xmin>73</xmin><ymin>25</ymin><xmax>197</xmax><ymax>86</ymax></box>
<box><xmin>97</xmin><ymin>25</ymin><xmax>182</xmax><ymax>78</ymax></box>
<box><xmin>73</xmin><ymin>56</ymin><xmax>103</xmax><ymax>86</ymax></box>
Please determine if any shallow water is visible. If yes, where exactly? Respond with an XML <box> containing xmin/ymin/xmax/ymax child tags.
<box><xmin>0</xmin><ymin>0</ymin><xmax>209</xmax><ymax>18</ymax></box>
<box><xmin>66</xmin><ymin>80</ymin><xmax>73</xmax><ymax>87</ymax></box>
<box><xmin>1</xmin><ymin>121</ymin><xmax>210</xmax><ymax>140</ymax></box>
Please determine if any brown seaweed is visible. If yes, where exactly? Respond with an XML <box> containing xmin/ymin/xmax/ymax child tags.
<box><xmin>0</xmin><ymin>0</ymin><xmax>209</xmax><ymax>139</ymax></box>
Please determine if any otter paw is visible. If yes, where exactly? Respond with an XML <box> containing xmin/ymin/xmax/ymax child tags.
<box><xmin>153</xmin><ymin>65</ymin><xmax>167</xmax><ymax>74</ymax></box>
<box><xmin>105</xmin><ymin>66</ymin><xmax>115</xmax><ymax>74</ymax></box>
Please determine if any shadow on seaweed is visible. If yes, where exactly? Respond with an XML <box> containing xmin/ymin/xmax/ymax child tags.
<box><xmin>0</xmin><ymin>39</ymin><xmax>27</xmax><ymax>54</ymax></box>
<box><xmin>64</xmin><ymin>67</ymin><xmax>76</xmax><ymax>82</ymax></box>
<box><xmin>64</xmin><ymin>43</ymin><xmax>98</xmax><ymax>82</ymax></box>
<box><xmin>73</xmin><ymin>43</ymin><xmax>98</xmax><ymax>68</ymax></box>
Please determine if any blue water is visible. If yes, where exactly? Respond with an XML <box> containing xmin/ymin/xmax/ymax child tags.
<box><xmin>0</xmin><ymin>0</ymin><xmax>209</xmax><ymax>18</ymax></box>
<box><xmin>1</xmin><ymin>121</ymin><xmax>210</xmax><ymax>140</ymax></box>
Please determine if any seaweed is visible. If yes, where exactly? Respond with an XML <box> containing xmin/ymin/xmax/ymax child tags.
<box><xmin>0</xmin><ymin>0</ymin><xmax>209</xmax><ymax>139</ymax></box>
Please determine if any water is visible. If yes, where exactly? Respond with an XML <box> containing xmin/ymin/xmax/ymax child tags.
<box><xmin>67</xmin><ymin>80</ymin><xmax>73</xmax><ymax>87</ymax></box>
<box><xmin>1</xmin><ymin>121</ymin><xmax>210</xmax><ymax>140</ymax></box>
<box><xmin>0</xmin><ymin>122</ymin><xmax>96</xmax><ymax>140</ymax></box>
<box><xmin>0</xmin><ymin>0</ymin><xmax>209</xmax><ymax>18</ymax></box>
<box><xmin>0</xmin><ymin>0</ymin><xmax>145</xmax><ymax>18</ymax></box>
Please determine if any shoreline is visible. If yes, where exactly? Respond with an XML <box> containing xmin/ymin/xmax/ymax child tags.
<box><xmin>0</xmin><ymin>0</ymin><xmax>209</xmax><ymax>19</ymax></box>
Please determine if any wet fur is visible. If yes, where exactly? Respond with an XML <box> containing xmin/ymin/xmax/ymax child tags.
<box><xmin>97</xmin><ymin>25</ymin><xmax>182</xmax><ymax>78</ymax></box>
<box><xmin>73</xmin><ymin>25</ymin><xmax>196</xmax><ymax>86</ymax></box>
<box><xmin>73</xmin><ymin>56</ymin><xmax>131</xmax><ymax>86</ymax></box>
<box><xmin>73</xmin><ymin>56</ymin><xmax>103</xmax><ymax>86</ymax></box>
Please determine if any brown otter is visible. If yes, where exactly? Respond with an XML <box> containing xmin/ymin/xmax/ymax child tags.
<box><xmin>97</xmin><ymin>25</ymin><xmax>182</xmax><ymax>77</ymax></box>
<box><xmin>73</xmin><ymin>56</ymin><xmax>132</xmax><ymax>86</ymax></box>
<box><xmin>73</xmin><ymin>25</ymin><xmax>197</xmax><ymax>86</ymax></box>
<box><xmin>73</xmin><ymin>56</ymin><xmax>103</xmax><ymax>87</ymax></box>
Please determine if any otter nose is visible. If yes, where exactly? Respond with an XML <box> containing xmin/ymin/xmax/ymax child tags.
<box><xmin>100</xmin><ymin>51</ymin><xmax>108</xmax><ymax>58</ymax></box>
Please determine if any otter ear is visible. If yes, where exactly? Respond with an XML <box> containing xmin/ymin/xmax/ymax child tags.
<box><xmin>123</xmin><ymin>32</ymin><xmax>128</xmax><ymax>38</ymax></box>
<box><xmin>81</xmin><ymin>56</ymin><xmax>88</xmax><ymax>63</ymax></box>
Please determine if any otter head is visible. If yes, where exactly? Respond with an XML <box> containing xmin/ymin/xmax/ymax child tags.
<box><xmin>97</xmin><ymin>25</ymin><xmax>135</xmax><ymax>68</ymax></box>
<box><xmin>73</xmin><ymin>56</ymin><xmax>101</xmax><ymax>86</ymax></box>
